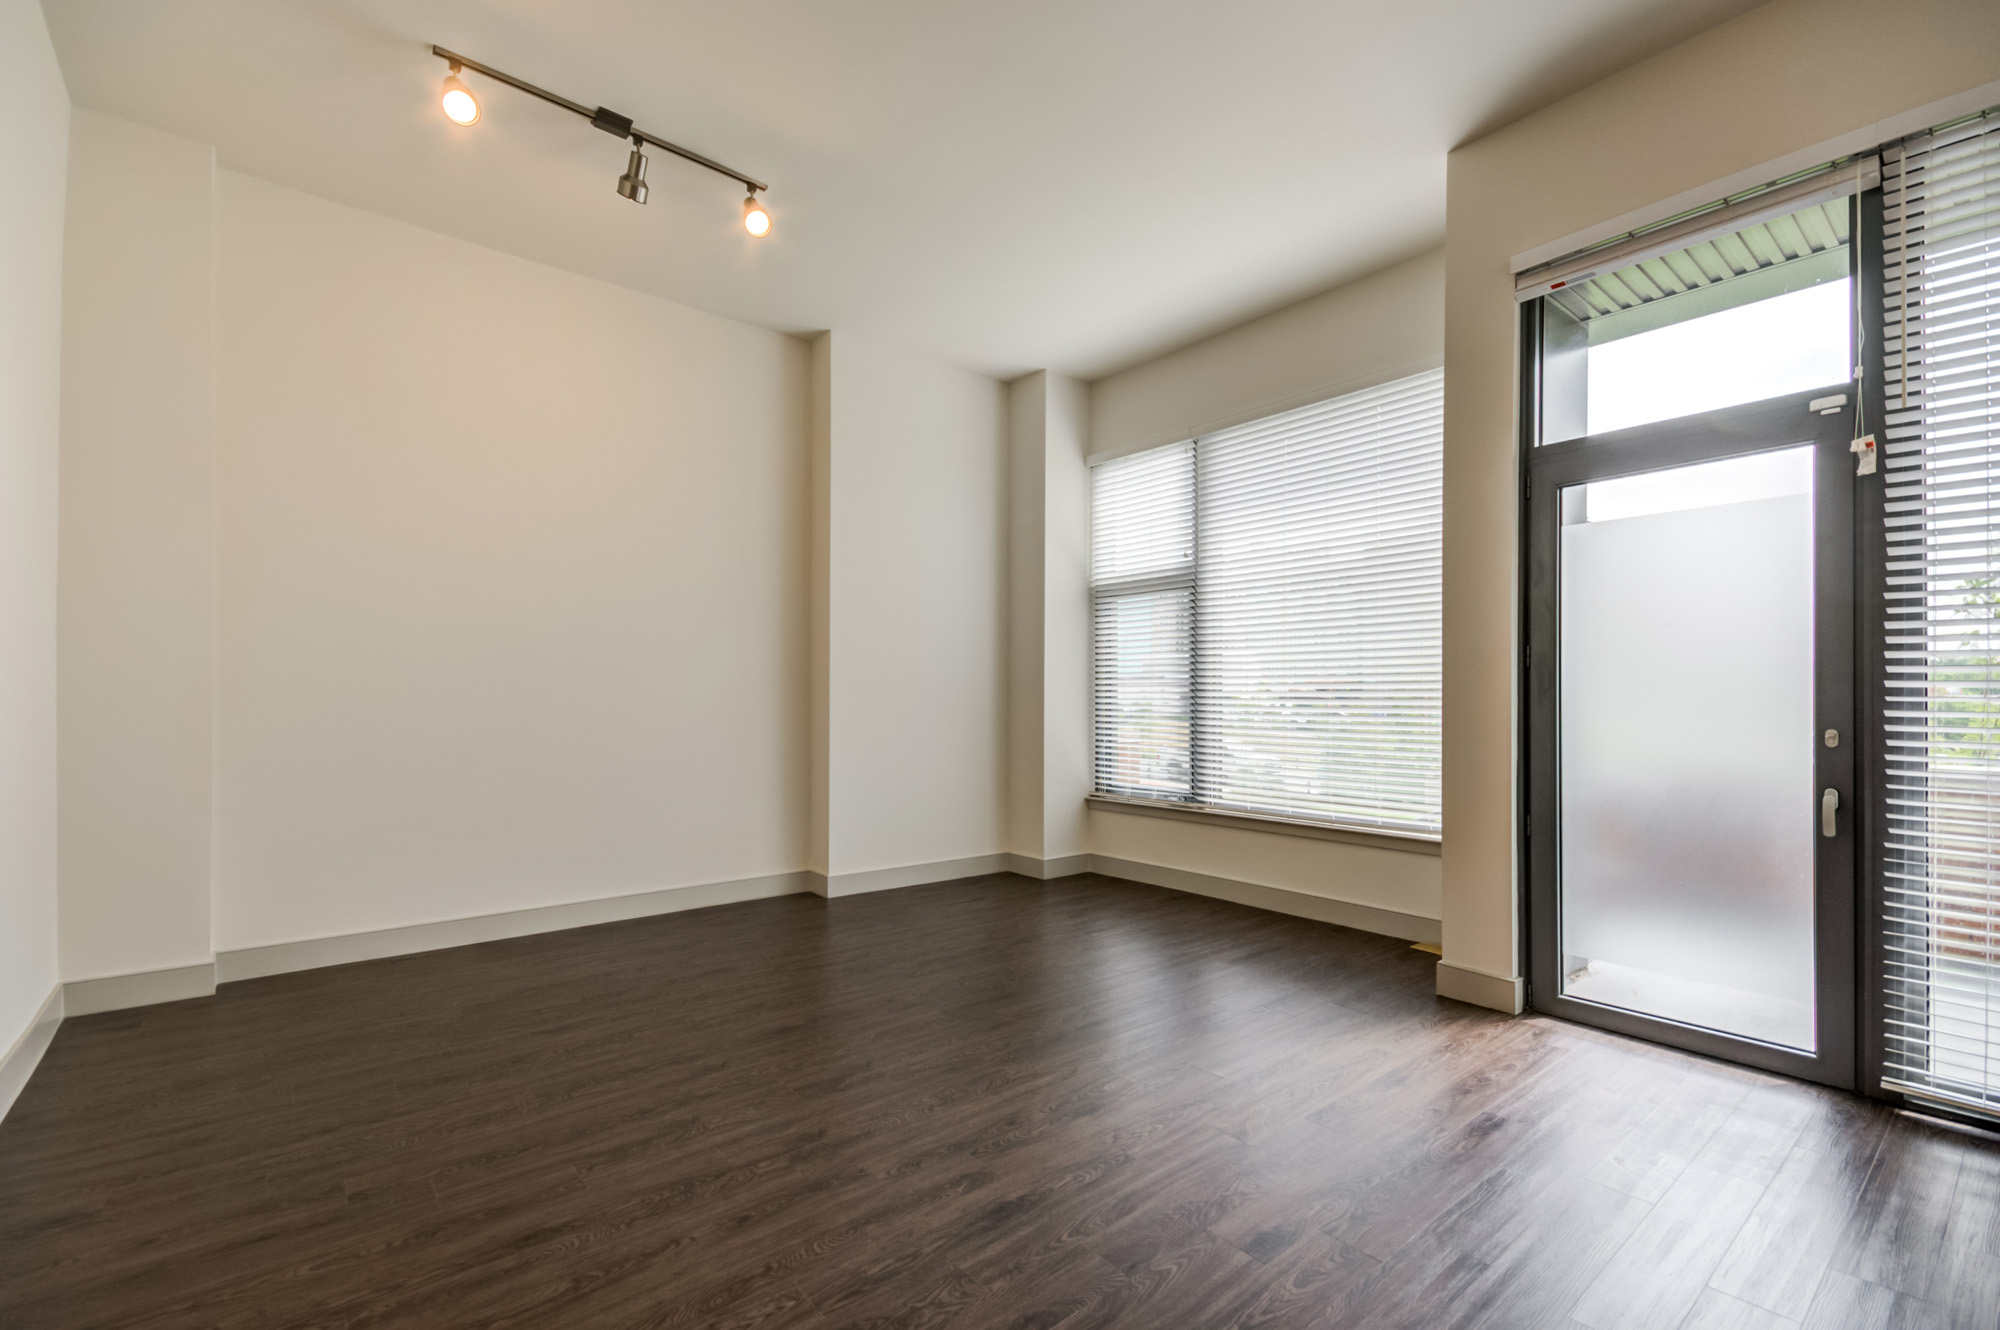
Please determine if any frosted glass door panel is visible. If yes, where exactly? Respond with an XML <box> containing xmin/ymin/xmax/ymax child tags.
<box><xmin>1559</xmin><ymin>446</ymin><xmax>1816</xmax><ymax>1050</ymax></box>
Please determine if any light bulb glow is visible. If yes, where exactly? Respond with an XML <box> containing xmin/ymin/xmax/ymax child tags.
<box><xmin>743</xmin><ymin>194</ymin><xmax>771</xmax><ymax>237</ymax></box>
<box><xmin>441</xmin><ymin>74</ymin><xmax>479</xmax><ymax>126</ymax></box>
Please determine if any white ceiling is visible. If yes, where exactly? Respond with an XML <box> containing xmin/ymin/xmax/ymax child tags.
<box><xmin>42</xmin><ymin>0</ymin><xmax>1763</xmax><ymax>380</ymax></box>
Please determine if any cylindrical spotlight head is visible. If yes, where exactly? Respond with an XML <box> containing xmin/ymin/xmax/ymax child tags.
<box><xmin>742</xmin><ymin>191</ymin><xmax>771</xmax><ymax>238</ymax></box>
<box><xmin>440</xmin><ymin>66</ymin><xmax>479</xmax><ymax>126</ymax></box>
<box><xmin>617</xmin><ymin>145</ymin><xmax>649</xmax><ymax>204</ymax></box>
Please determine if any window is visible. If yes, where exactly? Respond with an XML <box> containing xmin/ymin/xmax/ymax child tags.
<box><xmin>1090</xmin><ymin>369</ymin><xmax>1444</xmax><ymax>837</ymax></box>
<box><xmin>1585</xmin><ymin>278</ymin><xmax>1851</xmax><ymax>434</ymax></box>
<box><xmin>1534</xmin><ymin>198</ymin><xmax>1855</xmax><ymax>444</ymax></box>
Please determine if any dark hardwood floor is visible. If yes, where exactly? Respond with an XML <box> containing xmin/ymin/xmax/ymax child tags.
<box><xmin>3</xmin><ymin>873</ymin><xmax>1997</xmax><ymax>1329</ymax></box>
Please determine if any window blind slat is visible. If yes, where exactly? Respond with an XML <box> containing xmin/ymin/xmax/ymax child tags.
<box><xmin>1877</xmin><ymin>110</ymin><xmax>2000</xmax><ymax>1119</ymax></box>
<box><xmin>1090</xmin><ymin>370</ymin><xmax>1444</xmax><ymax>836</ymax></box>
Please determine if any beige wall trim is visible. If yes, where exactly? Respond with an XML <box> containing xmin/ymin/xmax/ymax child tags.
<box><xmin>218</xmin><ymin>872</ymin><xmax>814</xmax><ymax>983</ymax></box>
<box><xmin>1091</xmin><ymin>853</ymin><xmax>1441</xmax><ymax>944</ymax></box>
<box><xmin>65</xmin><ymin>963</ymin><xmax>216</xmax><ymax>1016</ymax></box>
<box><xmin>1086</xmin><ymin>794</ymin><xmax>1441</xmax><ymax>856</ymax></box>
<box><xmin>0</xmin><ymin>984</ymin><xmax>64</xmax><ymax>1124</ymax></box>
<box><xmin>810</xmin><ymin>854</ymin><xmax>1014</xmax><ymax>898</ymax></box>
<box><xmin>1435</xmin><ymin>960</ymin><xmax>1524</xmax><ymax>1015</ymax></box>
<box><xmin>1005</xmin><ymin>853</ymin><xmax>1092</xmax><ymax>880</ymax></box>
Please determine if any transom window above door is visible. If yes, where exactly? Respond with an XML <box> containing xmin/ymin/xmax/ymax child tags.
<box><xmin>1534</xmin><ymin>199</ymin><xmax>1856</xmax><ymax>444</ymax></box>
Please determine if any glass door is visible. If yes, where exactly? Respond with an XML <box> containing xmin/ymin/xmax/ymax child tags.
<box><xmin>1521</xmin><ymin>134</ymin><xmax>2000</xmax><ymax>1118</ymax></box>
<box><xmin>1522</xmin><ymin>195</ymin><xmax>1864</xmax><ymax>1086</ymax></box>
<box><xmin>1560</xmin><ymin>445</ymin><xmax>1819</xmax><ymax>1049</ymax></box>
<box><xmin>1526</xmin><ymin>392</ymin><xmax>1860</xmax><ymax>1088</ymax></box>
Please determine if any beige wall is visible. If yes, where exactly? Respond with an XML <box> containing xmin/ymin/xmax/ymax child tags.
<box><xmin>1082</xmin><ymin>248</ymin><xmax>1447</xmax><ymax>930</ymax></box>
<box><xmin>814</xmin><ymin>331</ymin><xmax>1009</xmax><ymax>884</ymax></box>
<box><xmin>0</xmin><ymin>0</ymin><xmax>67</xmax><ymax>1071</ymax></box>
<box><xmin>1089</xmin><ymin>812</ymin><xmax>1443</xmax><ymax>923</ymax></box>
<box><xmin>212</xmin><ymin>169</ymin><xmax>811</xmax><ymax>950</ymax></box>
<box><xmin>1091</xmin><ymin>250</ymin><xmax>1444</xmax><ymax>462</ymax></box>
<box><xmin>1441</xmin><ymin>0</ymin><xmax>2000</xmax><ymax>1008</ymax></box>
<box><xmin>58</xmin><ymin>110</ymin><xmax>217</xmax><ymax>984</ymax></box>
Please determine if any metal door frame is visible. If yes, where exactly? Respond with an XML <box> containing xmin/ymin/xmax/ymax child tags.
<box><xmin>1521</xmin><ymin>383</ymin><xmax>1862</xmax><ymax>1090</ymax></box>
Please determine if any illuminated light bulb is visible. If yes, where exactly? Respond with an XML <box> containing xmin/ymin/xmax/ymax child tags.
<box><xmin>441</xmin><ymin>65</ymin><xmax>479</xmax><ymax>125</ymax></box>
<box><xmin>743</xmin><ymin>191</ymin><xmax>771</xmax><ymax>238</ymax></box>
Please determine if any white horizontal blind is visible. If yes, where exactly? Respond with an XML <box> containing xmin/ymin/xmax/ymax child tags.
<box><xmin>1196</xmin><ymin>372</ymin><xmax>1444</xmax><ymax>831</ymax></box>
<box><xmin>1880</xmin><ymin>111</ymin><xmax>2000</xmax><ymax>1117</ymax></box>
<box><xmin>1091</xmin><ymin>443</ymin><xmax>1195</xmax><ymax>799</ymax></box>
<box><xmin>1089</xmin><ymin>371</ymin><xmax>1444</xmax><ymax>835</ymax></box>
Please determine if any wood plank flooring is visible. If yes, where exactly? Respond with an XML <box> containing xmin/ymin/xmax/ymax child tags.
<box><xmin>2</xmin><ymin>873</ymin><xmax>1997</xmax><ymax>1329</ymax></box>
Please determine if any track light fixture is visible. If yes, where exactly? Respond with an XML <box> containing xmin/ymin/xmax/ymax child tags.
<box><xmin>440</xmin><ymin>63</ymin><xmax>479</xmax><ymax>125</ymax></box>
<box><xmin>430</xmin><ymin>46</ymin><xmax>770</xmax><ymax>235</ymax></box>
<box><xmin>616</xmin><ymin>141</ymin><xmax>649</xmax><ymax>204</ymax></box>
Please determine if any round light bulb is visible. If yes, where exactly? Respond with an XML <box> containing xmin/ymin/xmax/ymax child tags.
<box><xmin>441</xmin><ymin>73</ymin><xmax>479</xmax><ymax>126</ymax></box>
<box><xmin>743</xmin><ymin>193</ymin><xmax>771</xmax><ymax>238</ymax></box>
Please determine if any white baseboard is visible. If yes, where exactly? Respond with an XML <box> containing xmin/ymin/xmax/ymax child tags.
<box><xmin>216</xmin><ymin>871</ymin><xmax>814</xmax><ymax>983</ymax></box>
<box><xmin>1088</xmin><ymin>854</ymin><xmax>1442</xmax><ymax>945</ymax></box>
<box><xmin>1005</xmin><ymin>852</ymin><xmax>1092</xmax><ymax>880</ymax></box>
<box><xmin>809</xmin><ymin>854</ymin><xmax>1013</xmax><ymax>898</ymax></box>
<box><xmin>803</xmin><ymin>851</ymin><xmax>1440</xmax><ymax>947</ymax></box>
<box><xmin>1435</xmin><ymin>959</ymin><xmax>1525</xmax><ymax>1014</ymax></box>
<box><xmin>35</xmin><ymin>855</ymin><xmax>1454</xmax><ymax>1032</ymax></box>
<box><xmin>0</xmin><ymin>983</ymin><xmax>64</xmax><ymax>1124</ymax></box>
<box><xmin>65</xmin><ymin>963</ymin><xmax>217</xmax><ymax>1016</ymax></box>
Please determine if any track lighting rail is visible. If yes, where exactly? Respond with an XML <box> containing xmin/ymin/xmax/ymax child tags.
<box><xmin>430</xmin><ymin>45</ymin><xmax>767</xmax><ymax>194</ymax></box>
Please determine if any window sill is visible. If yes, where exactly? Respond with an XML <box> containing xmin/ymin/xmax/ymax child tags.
<box><xmin>1084</xmin><ymin>794</ymin><xmax>1442</xmax><ymax>856</ymax></box>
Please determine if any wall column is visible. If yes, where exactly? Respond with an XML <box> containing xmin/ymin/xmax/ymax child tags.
<box><xmin>57</xmin><ymin>110</ymin><xmax>218</xmax><ymax>1012</ymax></box>
<box><xmin>1006</xmin><ymin>371</ymin><xmax>1091</xmax><ymax>874</ymax></box>
<box><xmin>808</xmin><ymin>331</ymin><xmax>1010</xmax><ymax>895</ymax></box>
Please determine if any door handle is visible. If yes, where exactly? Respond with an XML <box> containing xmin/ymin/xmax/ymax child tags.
<box><xmin>1822</xmin><ymin>787</ymin><xmax>1839</xmax><ymax>838</ymax></box>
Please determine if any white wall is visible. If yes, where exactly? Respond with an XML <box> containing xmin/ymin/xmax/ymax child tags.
<box><xmin>52</xmin><ymin>114</ymin><xmax>1010</xmax><ymax>972</ymax></box>
<box><xmin>814</xmin><ymin>331</ymin><xmax>1008</xmax><ymax>882</ymax></box>
<box><xmin>58</xmin><ymin>110</ymin><xmax>216</xmax><ymax>984</ymax></box>
<box><xmin>1082</xmin><ymin>249</ymin><xmax>1446</xmax><ymax>930</ymax></box>
<box><xmin>0</xmin><ymin>0</ymin><xmax>68</xmax><ymax>1072</ymax></box>
<box><xmin>211</xmin><ymin>170</ymin><xmax>810</xmax><ymax>950</ymax></box>
<box><xmin>1441</xmin><ymin>0</ymin><xmax>2000</xmax><ymax>1010</ymax></box>
<box><xmin>808</xmin><ymin>337</ymin><xmax>832</xmax><ymax>877</ymax></box>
